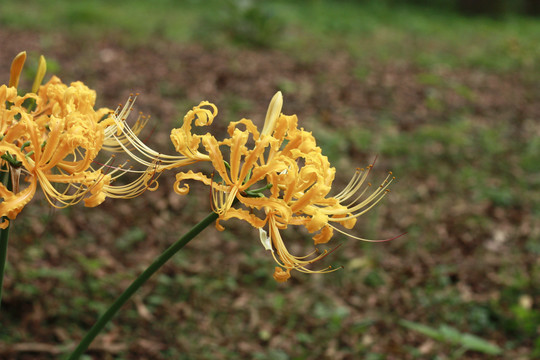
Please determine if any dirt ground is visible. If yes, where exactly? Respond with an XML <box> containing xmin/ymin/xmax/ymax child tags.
<box><xmin>1</xmin><ymin>27</ymin><xmax>539</xmax><ymax>359</ymax></box>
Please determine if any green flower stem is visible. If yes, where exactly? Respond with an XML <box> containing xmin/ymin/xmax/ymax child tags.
<box><xmin>0</xmin><ymin>168</ymin><xmax>12</xmax><ymax>310</ymax></box>
<box><xmin>68</xmin><ymin>210</ymin><xmax>219</xmax><ymax>360</ymax></box>
<box><xmin>0</xmin><ymin>218</ymin><xmax>10</xmax><ymax>310</ymax></box>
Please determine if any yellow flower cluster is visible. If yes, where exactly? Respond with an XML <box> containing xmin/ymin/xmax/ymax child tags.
<box><xmin>0</xmin><ymin>52</ymin><xmax>156</xmax><ymax>228</ymax></box>
<box><xmin>1</xmin><ymin>51</ymin><xmax>395</xmax><ymax>282</ymax></box>
<box><xmin>166</xmin><ymin>92</ymin><xmax>395</xmax><ymax>282</ymax></box>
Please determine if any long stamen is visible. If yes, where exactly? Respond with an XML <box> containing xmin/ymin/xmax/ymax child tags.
<box><xmin>269</xmin><ymin>216</ymin><xmax>340</xmax><ymax>274</ymax></box>
<box><xmin>328</xmin><ymin>224</ymin><xmax>407</xmax><ymax>243</ymax></box>
<box><xmin>106</xmin><ymin>96</ymin><xmax>201</xmax><ymax>170</ymax></box>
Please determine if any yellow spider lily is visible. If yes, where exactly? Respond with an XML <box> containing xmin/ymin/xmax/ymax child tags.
<box><xmin>0</xmin><ymin>53</ymin><xmax>157</xmax><ymax>228</ymax></box>
<box><xmin>172</xmin><ymin>92</ymin><xmax>397</xmax><ymax>282</ymax></box>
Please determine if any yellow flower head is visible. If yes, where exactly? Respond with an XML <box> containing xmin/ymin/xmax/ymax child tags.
<box><xmin>171</xmin><ymin>92</ymin><xmax>398</xmax><ymax>282</ymax></box>
<box><xmin>0</xmin><ymin>52</ymin><xmax>158</xmax><ymax>228</ymax></box>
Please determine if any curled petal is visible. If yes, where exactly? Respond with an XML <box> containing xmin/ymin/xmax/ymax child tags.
<box><xmin>273</xmin><ymin>267</ymin><xmax>291</xmax><ymax>283</ymax></box>
<box><xmin>0</xmin><ymin>85</ymin><xmax>18</xmax><ymax>103</ymax></box>
<box><xmin>227</xmin><ymin>118</ymin><xmax>260</xmax><ymax>139</ymax></box>
<box><xmin>190</xmin><ymin>101</ymin><xmax>217</xmax><ymax>127</ymax></box>
<box><xmin>290</xmin><ymin>181</ymin><xmax>331</xmax><ymax>214</ymax></box>
<box><xmin>313</xmin><ymin>225</ymin><xmax>333</xmax><ymax>245</ymax></box>
<box><xmin>237</xmin><ymin>193</ymin><xmax>292</xmax><ymax>223</ymax></box>
<box><xmin>215</xmin><ymin>219</ymin><xmax>225</xmax><ymax>232</ymax></box>
<box><xmin>226</xmin><ymin>129</ymin><xmax>249</xmax><ymax>184</ymax></box>
<box><xmin>332</xmin><ymin>214</ymin><xmax>357</xmax><ymax>229</ymax></box>
<box><xmin>304</xmin><ymin>211</ymin><xmax>328</xmax><ymax>233</ymax></box>
<box><xmin>272</xmin><ymin>114</ymin><xmax>297</xmax><ymax>142</ymax></box>
<box><xmin>176</xmin><ymin>183</ymin><xmax>190</xmax><ymax>196</ymax></box>
<box><xmin>83</xmin><ymin>190</ymin><xmax>107</xmax><ymax>208</ymax></box>
<box><xmin>174</xmin><ymin>170</ymin><xmax>213</xmax><ymax>196</ymax></box>
<box><xmin>202</xmin><ymin>134</ymin><xmax>231</xmax><ymax>184</ymax></box>
<box><xmin>0</xmin><ymin>142</ymin><xmax>34</xmax><ymax>171</ymax></box>
<box><xmin>170</xmin><ymin>101</ymin><xmax>217</xmax><ymax>160</ymax></box>
<box><xmin>0</xmin><ymin>219</ymin><xmax>9</xmax><ymax>229</ymax></box>
<box><xmin>220</xmin><ymin>208</ymin><xmax>266</xmax><ymax>228</ymax></box>
<box><xmin>83</xmin><ymin>175</ymin><xmax>111</xmax><ymax>208</ymax></box>
<box><xmin>0</xmin><ymin>177</ymin><xmax>38</xmax><ymax>221</ymax></box>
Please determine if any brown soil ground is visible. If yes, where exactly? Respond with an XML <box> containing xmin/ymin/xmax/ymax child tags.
<box><xmin>1</xmin><ymin>27</ymin><xmax>538</xmax><ymax>359</ymax></box>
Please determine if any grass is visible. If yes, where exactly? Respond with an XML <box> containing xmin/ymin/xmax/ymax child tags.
<box><xmin>3</xmin><ymin>0</ymin><xmax>540</xmax><ymax>74</ymax></box>
<box><xmin>1</xmin><ymin>0</ymin><xmax>540</xmax><ymax>359</ymax></box>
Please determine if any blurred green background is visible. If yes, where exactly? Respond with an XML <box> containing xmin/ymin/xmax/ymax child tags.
<box><xmin>1</xmin><ymin>0</ymin><xmax>539</xmax><ymax>359</ymax></box>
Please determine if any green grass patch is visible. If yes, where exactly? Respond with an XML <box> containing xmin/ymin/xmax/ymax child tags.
<box><xmin>3</xmin><ymin>0</ymin><xmax>540</xmax><ymax>74</ymax></box>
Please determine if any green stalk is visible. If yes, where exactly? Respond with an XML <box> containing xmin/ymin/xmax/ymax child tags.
<box><xmin>67</xmin><ymin>210</ymin><xmax>219</xmax><ymax>360</ymax></box>
<box><xmin>0</xmin><ymin>218</ymin><xmax>10</xmax><ymax>310</ymax></box>
<box><xmin>0</xmin><ymin>168</ymin><xmax>12</xmax><ymax>310</ymax></box>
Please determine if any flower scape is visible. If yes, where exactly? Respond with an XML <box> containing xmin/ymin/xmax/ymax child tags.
<box><xmin>113</xmin><ymin>91</ymin><xmax>398</xmax><ymax>282</ymax></box>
